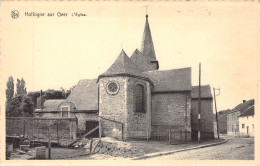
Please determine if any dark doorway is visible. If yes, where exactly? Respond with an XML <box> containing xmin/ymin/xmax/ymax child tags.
<box><xmin>247</xmin><ymin>126</ymin><xmax>249</xmax><ymax>136</ymax></box>
<box><xmin>85</xmin><ymin>121</ymin><xmax>99</xmax><ymax>138</ymax></box>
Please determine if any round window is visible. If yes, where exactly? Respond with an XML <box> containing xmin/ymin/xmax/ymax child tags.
<box><xmin>106</xmin><ymin>81</ymin><xmax>120</xmax><ymax>95</ymax></box>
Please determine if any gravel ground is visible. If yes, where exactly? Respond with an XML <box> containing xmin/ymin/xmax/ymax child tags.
<box><xmin>63</xmin><ymin>138</ymin><xmax>224</xmax><ymax>160</ymax></box>
<box><xmin>146</xmin><ymin>137</ymin><xmax>254</xmax><ymax>160</ymax></box>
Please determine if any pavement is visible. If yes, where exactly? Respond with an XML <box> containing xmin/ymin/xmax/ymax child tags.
<box><xmin>144</xmin><ymin>136</ymin><xmax>254</xmax><ymax>160</ymax></box>
<box><xmin>131</xmin><ymin>138</ymin><xmax>227</xmax><ymax>160</ymax></box>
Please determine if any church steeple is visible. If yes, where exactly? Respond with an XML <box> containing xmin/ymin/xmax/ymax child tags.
<box><xmin>141</xmin><ymin>14</ymin><xmax>159</xmax><ymax>70</ymax></box>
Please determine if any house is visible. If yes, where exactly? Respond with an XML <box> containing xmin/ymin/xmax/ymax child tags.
<box><xmin>238</xmin><ymin>105</ymin><xmax>254</xmax><ymax>137</ymax></box>
<box><xmin>213</xmin><ymin>109</ymin><xmax>231</xmax><ymax>135</ymax></box>
<box><xmin>227</xmin><ymin>99</ymin><xmax>254</xmax><ymax>136</ymax></box>
<box><xmin>35</xmin><ymin>14</ymin><xmax>214</xmax><ymax>141</ymax></box>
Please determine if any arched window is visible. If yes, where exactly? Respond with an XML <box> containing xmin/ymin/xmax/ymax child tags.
<box><xmin>134</xmin><ymin>84</ymin><xmax>146</xmax><ymax>113</ymax></box>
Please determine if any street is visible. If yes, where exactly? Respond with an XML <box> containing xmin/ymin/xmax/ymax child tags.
<box><xmin>146</xmin><ymin>136</ymin><xmax>254</xmax><ymax>160</ymax></box>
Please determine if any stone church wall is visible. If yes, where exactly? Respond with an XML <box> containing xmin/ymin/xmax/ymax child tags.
<box><xmin>99</xmin><ymin>77</ymin><xmax>128</xmax><ymax>140</ymax></box>
<box><xmin>126</xmin><ymin>77</ymin><xmax>152</xmax><ymax>139</ymax></box>
<box><xmin>151</xmin><ymin>92</ymin><xmax>191</xmax><ymax>140</ymax></box>
<box><xmin>191</xmin><ymin>99</ymin><xmax>214</xmax><ymax>140</ymax></box>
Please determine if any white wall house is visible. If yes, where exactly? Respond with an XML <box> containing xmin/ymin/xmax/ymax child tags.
<box><xmin>238</xmin><ymin>105</ymin><xmax>254</xmax><ymax>137</ymax></box>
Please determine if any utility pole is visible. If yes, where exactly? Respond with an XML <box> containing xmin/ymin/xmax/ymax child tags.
<box><xmin>198</xmin><ymin>63</ymin><xmax>201</xmax><ymax>143</ymax></box>
<box><xmin>213</xmin><ymin>88</ymin><xmax>220</xmax><ymax>139</ymax></box>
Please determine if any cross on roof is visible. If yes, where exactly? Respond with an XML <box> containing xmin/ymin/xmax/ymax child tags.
<box><xmin>141</xmin><ymin>5</ymin><xmax>151</xmax><ymax>15</ymax></box>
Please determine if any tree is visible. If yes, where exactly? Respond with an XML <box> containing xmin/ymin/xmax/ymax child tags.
<box><xmin>6</xmin><ymin>76</ymin><xmax>14</xmax><ymax>102</ymax></box>
<box><xmin>16</xmin><ymin>79</ymin><xmax>21</xmax><ymax>96</ymax></box>
<box><xmin>6</xmin><ymin>95</ymin><xmax>34</xmax><ymax>117</ymax></box>
<box><xmin>20</xmin><ymin>78</ymin><xmax>27</xmax><ymax>95</ymax></box>
<box><xmin>16</xmin><ymin>78</ymin><xmax>27</xmax><ymax>96</ymax></box>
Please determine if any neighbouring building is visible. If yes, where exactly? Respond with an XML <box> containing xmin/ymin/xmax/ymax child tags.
<box><xmin>238</xmin><ymin>105</ymin><xmax>254</xmax><ymax>137</ymax></box>
<box><xmin>227</xmin><ymin>99</ymin><xmax>254</xmax><ymax>136</ymax></box>
<box><xmin>35</xmin><ymin>14</ymin><xmax>214</xmax><ymax>141</ymax></box>
<box><xmin>213</xmin><ymin>109</ymin><xmax>231</xmax><ymax>135</ymax></box>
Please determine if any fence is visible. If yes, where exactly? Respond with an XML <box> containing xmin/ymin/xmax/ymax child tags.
<box><xmin>6</xmin><ymin>117</ymin><xmax>77</xmax><ymax>144</ymax></box>
<box><xmin>99</xmin><ymin>116</ymin><xmax>124</xmax><ymax>141</ymax></box>
<box><xmin>128</xmin><ymin>125</ymin><xmax>192</xmax><ymax>144</ymax></box>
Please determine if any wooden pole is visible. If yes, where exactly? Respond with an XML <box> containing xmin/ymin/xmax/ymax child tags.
<box><xmin>90</xmin><ymin>138</ymin><xmax>93</xmax><ymax>155</ymax></box>
<box><xmin>48</xmin><ymin>127</ymin><xmax>51</xmax><ymax>159</ymax></box>
<box><xmin>23</xmin><ymin>119</ymin><xmax>26</xmax><ymax>137</ymax></box>
<box><xmin>213</xmin><ymin>88</ymin><xmax>220</xmax><ymax>139</ymax></box>
<box><xmin>180</xmin><ymin>130</ymin><xmax>183</xmax><ymax>142</ymax></box>
<box><xmin>198</xmin><ymin>62</ymin><xmax>201</xmax><ymax>143</ymax></box>
<box><xmin>147</xmin><ymin>129</ymin><xmax>149</xmax><ymax>142</ymax></box>
<box><xmin>56</xmin><ymin>120</ymin><xmax>59</xmax><ymax>144</ymax></box>
<box><xmin>99</xmin><ymin>118</ymin><xmax>102</xmax><ymax>140</ymax></box>
<box><xmin>121</xmin><ymin>123</ymin><xmax>124</xmax><ymax>141</ymax></box>
<box><xmin>168</xmin><ymin>128</ymin><xmax>171</xmax><ymax>144</ymax></box>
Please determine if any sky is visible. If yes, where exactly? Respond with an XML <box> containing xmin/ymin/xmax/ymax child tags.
<box><xmin>1</xmin><ymin>1</ymin><xmax>259</xmax><ymax>111</ymax></box>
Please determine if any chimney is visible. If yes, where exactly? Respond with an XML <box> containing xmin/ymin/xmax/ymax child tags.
<box><xmin>243</xmin><ymin>100</ymin><xmax>246</xmax><ymax>103</ymax></box>
<box><xmin>36</xmin><ymin>90</ymin><xmax>45</xmax><ymax>109</ymax></box>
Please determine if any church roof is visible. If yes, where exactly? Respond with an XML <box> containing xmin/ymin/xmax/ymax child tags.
<box><xmin>143</xmin><ymin>67</ymin><xmax>192</xmax><ymax>92</ymax></box>
<box><xmin>99</xmin><ymin>50</ymin><xmax>150</xmax><ymax>81</ymax></box>
<box><xmin>66</xmin><ymin>79</ymin><xmax>98</xmax><ymax>111</ymax></box>
<box><xmin>130</xmin><ymin>49</ymin><xmax>156</xmax><ymax>72</ymax></box>
<box><xmin>141</xmin><ymin>15</ymin><xmax>157</xmax><ymax>62</ymax></box>
<box><xmin>191</xmin><ymin>85</ymin><xmax>213</xmax><ymax>99</ymax></box>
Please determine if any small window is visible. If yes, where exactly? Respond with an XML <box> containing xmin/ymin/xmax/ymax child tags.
<box><xmin>242</xmin><ymin>124</ymin><xmax>245</xmax><ymax>128</ymax></box>
<box><xmin>252</xmin><ymin>124</ymin><xmax>254</xmax><ymax>129</ymax></box>
<box><xmin>61</xmin><ymin>106</ymin><xmax>69</xmax><ymax>117</ymax></box>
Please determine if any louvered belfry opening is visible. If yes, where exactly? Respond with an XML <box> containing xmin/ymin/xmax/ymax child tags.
<box><xmin>135</xmin><ymin>84</ymin><xmax>146</xmax><ymax>113</ymax></box>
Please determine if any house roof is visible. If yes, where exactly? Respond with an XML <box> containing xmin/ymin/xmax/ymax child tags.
<box><xmin>66</xmin><ymin>79</ymin><xmax>98</xmax><ymax>111</ymax></box>
<box><xmin>99</xmin><ymin>50</ymin><xmax>151</xmax><ymax>82</ymax></box>
<box><xmin>191</xmin><ymin>85</ymin><xmax>212</xmax><ymax>99</ymax></box>
<box><xmin>143</xmin><ymin>67</ymin><xmax>192</xmax><ymax>92</ymax></box>
<box><xmin>228</xmin><ymin>99</ymin><xmax>254</xmax><ymax>114</ymax></box>
<box><xmin>239</xmin><ymin>105</ymin><xmax>254</xmax><ymax>117</ymax></box>
<box><xmin>35</xmin><ymin>99</ymin><xmax>65</xmax><ymax>112</ymax></box>
<box><xmin>140</xmin><ymin>15</ymin><xmax>157</xmax><ymax>62</ymax></box>
<box><xmin>218</xmin><ymin>109</ymin><xmax>231</xmax><ymax>117</ymax></box>
<box><xmin>130</xmin><ymin>49</ymin><xmax>156</xmax><ymax>72</ymax></box>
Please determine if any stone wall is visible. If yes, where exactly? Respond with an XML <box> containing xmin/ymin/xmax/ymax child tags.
<box><xmin>227</xmin><ymin>111</ymin><xmax>241</xmax><ymax>136</ymax></box>
<box><xmin>34</xmin><ymin>112</ymin><xmax>98</xmax><ymax>133</ymax></box>
<box><xmin>191</xmin><ymin>99</ymin><xmax>214</xmax><ymax>140</ymax></box>
<box><xmin>99</xmin><ymin>77</ymin><xmax>128</xmax><ymax>140</ymax></box>
<box><xmin>126</xmin><ymin>77</ymin><xmax>152</xmax><ymax>138</ymax></box>
<box><xmin>218</xmin><ymin>114</ymin><xmax>228</xmax><ymax>134</ymax></box>
<box><xmin>151</xmin><ymin>92</ymin><xmax>191</xmax><ymax>140</ymax></box>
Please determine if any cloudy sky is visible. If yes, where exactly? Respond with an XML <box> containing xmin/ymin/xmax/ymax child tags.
<box><xmin>1</xmin><ymin>1</ymin><xmax>259</xmax><ymax>111</ymax></box>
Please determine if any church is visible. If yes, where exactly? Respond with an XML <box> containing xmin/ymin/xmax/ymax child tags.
<box><xmin>35</xmin><ymin>14</ymin><xmax>214</xmax><ymax>141</ymax></box>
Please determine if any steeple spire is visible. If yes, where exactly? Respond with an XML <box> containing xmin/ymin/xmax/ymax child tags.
<box><xmin>141</xmin><ymin>14</ymin><xmax>159</xmax><ymax>69</ymax></box>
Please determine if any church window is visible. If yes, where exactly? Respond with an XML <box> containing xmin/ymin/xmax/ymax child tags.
<box><xmin>134</xmin><ymin>84</ymin><xmax>146</xmax><ymax>113</ymax></box>
<box><xmin>106</xmin><ymin>81</ymin><xmax>120</xmax><ymax>95</ymax></box>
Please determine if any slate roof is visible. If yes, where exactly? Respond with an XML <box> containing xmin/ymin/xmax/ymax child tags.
<box><xmin>99</xmin><ymin>50</ymin><xmax>150</xmax><ymax>82</ymax></box>
<box><xmin>66</xmin><ymin>79</ymin><xmax>98</xmax><ymax>111</ymax></box>
<box><xmin>143</xmin><ymin>67</ymin><xmax>192</xmax><ymax>92</ymax></box>
<box><xmin>228</xmin><ymin>99</ymin><xmax>254</xmax><ymax>114</ymax></box>
<box><xmin>140</xmin><ymin>15</ymin><xmax>157</xmax><ymax>62</ymax></box>
<box><xmin>191</xmin><ymin>85</ymin><xmax>213</xmax><ymax>99</ymax></box>
<box><xmin>218</xmin><ymin>109</ymin><xmax>231</xmax><ymax>116</ymax></box>
<box><xmin>130</xmin><ymin>49</ymin><xmax>156</xmax><ymax>72</ymax></box>
<box><xmin>239</xmin><ymin>105</ymin><xmax>254</xmax><ymax>117</ymax></box>
<box><xmin>35</xmin><ymin>99</ymin><xmax>65</xmax><ymax>112</ymax></box>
